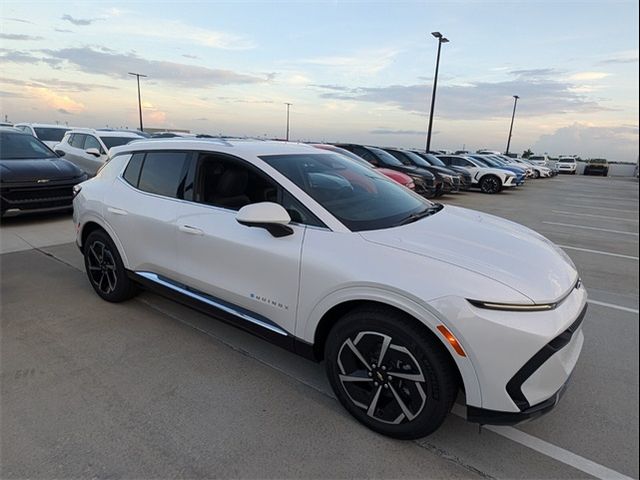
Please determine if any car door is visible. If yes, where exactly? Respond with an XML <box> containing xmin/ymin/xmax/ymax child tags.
<box><xmin>104</xmin><ymin>150</ymin><xmax>192</xmax><ymax>279</ymax></box>
<box><xmin>82</xmin><ymin>134</ymin><xmax>108</xmax><ymax>175</ymax></box>
<box><xmin>63</xmin><ymin>134</ymin><xmax>90</xmax><ymax>172</ymax></box>
<box><xmin>175</xmin><ymin>152</ymin><xmax>311</xmax><ymax>337</ymax></box>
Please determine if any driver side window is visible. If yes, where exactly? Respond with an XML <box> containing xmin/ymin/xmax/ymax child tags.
<box><xmin>194</xmin><ymin>154</ymin><xmax>324</xmax><ymax>227</ymax></box>
<box><xmin>84</xmin><ymin>135</ymin><xmax>103</xmax><ymax>154</ymax></box>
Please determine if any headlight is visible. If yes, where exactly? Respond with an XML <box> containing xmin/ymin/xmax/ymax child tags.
<box><xmin>467</xmin><ymin>299</ymin><xmax>556</xmax><ymax>311</ymax></box>
<box><xmin>441</xmin><ymin>174</ymin><xmax>453</xmax><ymax>181</ymax></box>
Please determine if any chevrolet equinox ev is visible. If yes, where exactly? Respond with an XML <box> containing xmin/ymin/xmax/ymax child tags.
<box><xmin>73</xmin><ymin>139</ymin><xmax>587</xmax><ymax>439</ymax></box>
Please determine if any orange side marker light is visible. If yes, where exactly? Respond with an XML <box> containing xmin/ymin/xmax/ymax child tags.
<box><xmin>436</xmin><ymin>325</ymin><xmax>466</xmax><ymax>357</ymax></box>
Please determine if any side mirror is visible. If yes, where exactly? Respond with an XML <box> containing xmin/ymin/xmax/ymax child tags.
<box><xmin>55</xmin><ymin>150</ymin><xmax>65</xmax><ymax>157</ymax></box>
<box><xmin>85</xmin><ymin>147</ymin><xmax>101</xmax><ymax>157</ymax></box>
<box><xmin>236</xmin><ymin>202</ymin><xmax>293</xmax><ymax>238</ymax></box>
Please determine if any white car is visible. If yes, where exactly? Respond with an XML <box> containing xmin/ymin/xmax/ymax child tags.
<box><xmin>54</xmin><ymin>129</ymin><xmax>143</xmax><ymax>176</ymax></box>
<box><xmin>436</xmin><ymin>155</ymin><xmax>517</xmax><ymax>193</ymax></box>
<box><xmin>13</xmin><ymin>123</ymin><xmax>71</xmax><ymax>149</ymax></box>
<box><xmin>73</xmin><ymin>139</ymin><xmax>586</xmax><ymax>438</ymax></box>
<box><xmin>558</xmin><ymin>156</ymin><xmax>578</xmax><ymax>175</ymax></box>
<box><xmin>511</xmin><ymin>157</ymin><xmax>552</xmax><ymax>178</ymax></box>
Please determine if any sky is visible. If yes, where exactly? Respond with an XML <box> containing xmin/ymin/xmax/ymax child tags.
<box><xmin>1</xmin><ymin>0</ymin><xmax>638</xmax><ymax>161</ymax></box>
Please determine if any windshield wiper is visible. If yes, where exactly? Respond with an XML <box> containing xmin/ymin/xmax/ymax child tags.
<box><xmin>398</xmin><ymin>203</ymin><xmax>443</xmax><ymax>226</ymax></box>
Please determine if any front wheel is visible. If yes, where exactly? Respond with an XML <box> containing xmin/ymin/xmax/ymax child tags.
<box><xmin>325</xmin><ymin>307</ymin><xmax>458</xmax><ymax>439</ymax></box>
<box><xmin>84</xmin><ymin>229</ymin><xmax>138</xmax><ymax>302</ymax></box>
<box><xmin>533</xmin><ymin>170</ymin><xmax>540</xmax><ymax>179</ymax></box>
<box><xmin>479</xmin><ymin>175</ymin><xmax>502</xmax><ymax>194</ymax></box>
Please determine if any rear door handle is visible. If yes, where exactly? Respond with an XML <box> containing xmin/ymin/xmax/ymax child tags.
<box><xmin>107</xmin><ymin>207</ymin><xmax>128</xmax><ymax>216</ymax></box>
<box><xmin>179</xmin><ymin>225</ymin><xmax>204</xmax><ymax>235</ymax></box>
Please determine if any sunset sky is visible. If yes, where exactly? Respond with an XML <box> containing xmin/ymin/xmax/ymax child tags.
<box><xmin>1</xmin><ymin>0</ymin><xmax>638</xmax><ymax>161</ymax></box>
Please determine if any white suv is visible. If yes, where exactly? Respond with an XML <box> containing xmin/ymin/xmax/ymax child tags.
<box><xmin>73</xmin><ymin>139</ymin><xmax>586</xmax><ymax>438</ymax></box>
<box><xmin>558</xmin><ymin>156</ymin><xmax>578</xmax><ymax>174</ymax></box>
<box><xmin>54</xmin><ymin>129</ymin><xmax>143</xmax><ymax>176</ymax></box>
<box><xmin>13</xmin><ymin>123</ymin><xmax>71</xmax><ymax>149</ymax></box>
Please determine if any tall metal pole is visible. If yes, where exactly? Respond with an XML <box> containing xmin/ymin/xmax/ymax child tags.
<box><xmin>128</xmin><ymin>72</ymin><xmax>147</xmax><ymax>132</ymax></box>
<box><xmin>505</xmin><ymin>95</ymin><xmax>520</xmax><ymax>154</ymax></box>
<box><xmin>426</xmin><ymin>32</ymin><xmax>449</xmax><ymax>153</ymax></box>
<box><xmin>285</xmin><ymin>102</ymin><xmax>292</xmax><ymax>141</ymax></box>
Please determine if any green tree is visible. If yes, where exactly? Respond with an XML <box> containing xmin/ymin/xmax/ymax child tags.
<box><xmin>522</xmin><ymin>149</ymin><xmax>533</xmax><ymax>159</ymax></box>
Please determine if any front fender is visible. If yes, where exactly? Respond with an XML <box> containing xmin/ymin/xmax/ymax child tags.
<box><xmin>304</xmin><ymin>284</ymin><xmax>482</xmax><ymax>408</ymax></box>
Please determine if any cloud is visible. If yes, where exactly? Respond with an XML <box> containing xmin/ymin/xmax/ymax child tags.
<box><xmin>54</xmin><ymin>28</ymin><xmax>74</xmax><ymax>33</ymax></box>
<box><xmin>0</xmin><ymin>33</ymin><xmax>43</xmax><ymax>41</ymax></box>
<box><xmin>41</xmin><ymin>47</ymin><xmax>270</xmax><ymax>87</ymax></box>
<box><xmin>3</xmin><ymin>17</ymin><xmax>33</xmax><ymax>24</ymax></box>
<box><xmin>370</xmin><ymin>128</ymin><xmax>425</xmax><ymax>135</ymax></box>
<box><xmin>533</xmin><ymin>123</ymin><xmax>639</xmax><ymax>161</ymax></box>
<box><xmin>182</xmin><ymin>54</ymin><xmax>199</xmax><ymax>59</ymax></box>
<box><xmin>569</xmin><ymin>71</ymin><xmax>611</xmax><ymax>81</ymax></box>
<box><xmin>26</xmin><ymin>87</ymin><xmax>85</xmax><ymax>113</ymax></box>
<box><xmin>0</xmin><ymin>90</ymin><xmax>25</xmax><ymax>98</ymax></box>
<box><xmin>599</xmin><ymin>57</ymin><xmax>638</xmax><ymax>65</ymax></box>
<box><xmin>0</xmin><ymin>77</ymin><xmax>117</xmax><ymax>92</ymax></box>
<box><xmin>316</xmin><ymin>70</ymin><xmax>613</xmax><ymax>119</ymax></box>
<box><xmin>302</xmin><ymin>48</ymin><xmax>400</xmax><ymax>75</ymax></box>
<box><xmin>57</xmin><ymin>108</ymin><xmax>73</xmax><ymax>115</ymax></box>
<box><xmin>510</xmin><ymin>68</ymin><xmax>558</xmax><ymax>78</ymax></box>
<box><xmin>61</xmin><ymin>14</ymin><xmax>101</xmax><ymax>26</ymax></box>
<box><xmin>0</xmin><ymin>49</ymin><xmax>41</xmax><ymax>64</ymax></box>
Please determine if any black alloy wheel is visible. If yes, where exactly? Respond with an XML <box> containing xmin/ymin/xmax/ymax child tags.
<box><xmin>479</xmin><ymin>175</ymin><xmax>502</xmax><ymax>194</ymax></box>
<box><xmin>84</xmin><ymin>229</ymin><xmax>138</xmax><ymax>302</ymax></box>
<box><xmin>325</xmin><ymin>307</ymin><xmax>458</xmax><ymax>439</ymax></box>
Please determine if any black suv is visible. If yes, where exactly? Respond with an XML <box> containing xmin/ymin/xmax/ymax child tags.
<box><xmin>335</xmin><ymin>144</ymin><xmax>441</xmax><ymax>198</ymax></box>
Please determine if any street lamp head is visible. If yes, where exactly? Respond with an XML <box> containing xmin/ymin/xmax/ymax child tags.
<box><xmin>441</xmin><ymin>37</ymin><xmax>450</xmax><ymax>43</ymax></box>
<box><xmin>514</xmin><ymin>95</ymin><xmax>520</xmax><ymax>100</ymax></box>
<box><xmin>431</xmin><ymin>31</ymin><xmax>442</xmax><ymax>38</ymax></box>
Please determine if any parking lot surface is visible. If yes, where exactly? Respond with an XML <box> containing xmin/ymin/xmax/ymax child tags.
<box><xmin>1</xmin><ymin>175</ymin><xmax>638</xmax><ymax>479</ymax></box>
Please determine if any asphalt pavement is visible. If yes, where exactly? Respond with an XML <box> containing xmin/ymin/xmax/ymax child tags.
<box><xmin>1</xmin><ymin>174</ymin><xmax>638</xmax><ymax>479</ymax></box>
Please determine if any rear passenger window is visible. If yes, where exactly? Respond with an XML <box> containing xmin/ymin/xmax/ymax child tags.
<box><xmin>122</xmin><ymin>153</ymin><xmax>145</xmax><ymax>187</ymax></box>
<box><xmin>70</xmin><ymin>134</ymin><xmax>86</xmax><ymax>148</ymax></box>
<box><xmin>138</xmin><ymin>151</ymin><xmax>189</xmax><ymax>198</ymax></box>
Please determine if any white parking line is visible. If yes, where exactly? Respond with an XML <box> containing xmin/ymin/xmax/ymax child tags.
<box><xmin>556</xmin><ymin>244</ymin><xmax>639</xmax><ymax>260</ymax></box>
<box><xmin>451</xmin><ymin>404</ymin><xmax>634</xmax><ymax>480</ymax></box>
<box><xmin>588</xmin><ymin>300</ymin><xmax>639</xmax><ymax>314</ymax></box>
<box><xmin>543</xmin><ymin>222</ymin><xmax>639</xmax><ymax>237</ymax></box>
<box><xmin>564</xmin><ymin>204</ymin><xmax>639</xmax><ymax>214</ymax></box>
<box><xmin>552</xmin><ymin>210</ymin><xmax>639</xmax><ymax>223</ymax></box>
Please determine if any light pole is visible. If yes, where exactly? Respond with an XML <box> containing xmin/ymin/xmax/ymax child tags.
<box><xmin>128</xmin><ymin>72</ymin><xmax>147</xmax><ymax>132</ymax></box>
<box><xmin>505</xmin><ymin>95</ymin><xmax>520</xmax><ymax>155</ymax></box>
<box><xmin>425</xmin><ymin>31</ymin><xmax>449</xmax><ymax>153</ymax></box>
<box><xmin>284</xmin><ymin>102</ymin><xmax>292</xmax><ymax>141</ymax></box>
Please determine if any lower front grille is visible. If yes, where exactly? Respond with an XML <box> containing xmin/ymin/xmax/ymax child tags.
<box><xmin>1</xmin><ymin>184</ymin><xmax>74</xmax><ymax>210</ymax></box>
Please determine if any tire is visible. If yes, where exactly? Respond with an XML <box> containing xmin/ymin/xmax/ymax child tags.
<box><xmin>324</xmin><ymin>307</ymin><xmax>458</xmax><ymax>439</ymax></box>
<box><xmin>533</xmin><ymin>170</ymin><xmax>540</xmax><ymax>179</ymax></box>
<box><xmin>479</xmin><ymin>175</ymin><xmax>502</xmax><ymax>194</ymax></box>
<box><xmin>84</xmin><ymin>229</ymin><xmax>138</xmax><ymax>302</ymax></box>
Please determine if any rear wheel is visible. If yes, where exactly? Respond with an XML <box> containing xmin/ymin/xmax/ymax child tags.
<box><xmin>479</xmin><ymin>175</ymin><xmax>502</xmax><ymax>194</ymax></box>
<box><xmin>84</xmin><ymin>230</ymin><xmax>138</xmax><ymax>302</ymax></box>
<box><xmin>533</xmin><ymin>170</ymin><xmax>540</xmax><ymax>179</ymax></box>
<box><xmin>325</xmin><ymin>307</ymin><xmax>458</xmax><ymax>439</ymax></box>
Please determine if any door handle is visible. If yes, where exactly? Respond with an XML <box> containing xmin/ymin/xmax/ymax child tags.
<box><xmin>179</xmin><ymin>225</ymin><xmax>204</xmax><ymax>235</ymax></box>
<box><xmin>107</xmin><ymin>207</ymin><xmax>128</xmax><ymax>216</ymax></box>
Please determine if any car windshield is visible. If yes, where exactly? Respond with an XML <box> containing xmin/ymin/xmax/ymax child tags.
<box><xmin>423</xmin><ymin>154</ymin><xmax>446</xmax><ymax>167</ymax></box>
<box><xmin>368</xmin><ymin>147</ymin><xmax>404</xmax><ymax>167</ymax></box>
<box><xmin>34</xmin><ymin>127</ymin><xmax>70</xmax><ymax>142</ymax></box>
<box><xmin>316</xmin><ymin>145</ymin><xmax>374</xmax><ymax>169</ymax></box>
<box><xmin>529</xmin><ymin>156</ymin><xmax>545</xmax><ymax>161</ymax></box>
<box><xmin>559</xmin><ymin>158</ymin><xmax>576</xmax><ymax>163</ymax></box>
<box><xmin>0</xmin><ymin>132</ymin><xmax>56</xmax><ymax>160</ymax></box>
<box><xmin>472</xmin><ymin>156</ymin><xmax>493</xmax><ymax>167</ymax></box>
<box><xmin>260</xmin><ymin>153</ymin><xmax>436</xmax><ymax>231</ymax></box>
<box><xmin>399</xmin><ymin>150</ymin><xmax>431</xmax><ymax>168</ymax></box>
<box><xmin>100</xmin><ymin>136</ymin><xmax>138</xmax><ymax>149</ymax></box>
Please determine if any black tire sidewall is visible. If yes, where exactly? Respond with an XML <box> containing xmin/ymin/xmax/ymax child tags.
<box><xmin>325</xmin><ymin>310</ymin><xmax>457</xmax><ymax>439</ymax></box>
<box><xmin>480</xmin><ymin>175</ymin><xmax>500</xmax><ymax>194</ymax></box>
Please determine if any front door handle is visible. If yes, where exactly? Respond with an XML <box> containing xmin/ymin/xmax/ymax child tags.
<box><xmin>107</xmin><ymin>207</ymin><xmax>128</xmax><ymax>216</ymax></box>
<box><xmin>179</xmin><ymin>225</ymin><xmax>204</xmax><ymax>235</ymax></box>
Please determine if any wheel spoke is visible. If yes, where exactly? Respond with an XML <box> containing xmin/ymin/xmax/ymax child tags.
<box><xmin>339</xmin><ymin>374</ymin><xmax>373</xmax><ymax>383</ymax></box>
<box><xmin>366</xmin><ymin>385</ymin><xmax>383</xmax><ymax>417</ymax></box>
<box><xmin>389</xmin><ymin>384</ymin><xmax>417</xmax><ymax>421</ymax></box>
<box><xmin>345</xmin><ymin>339</ymin><xmax>372</xmax><ymax>371</ymax></box>
<box><xmin>98</xmin><ymin>272</ymin><xmax>107</xmax><ymax>291</ymax></box>
<box><xmin>89</xmin><ymin>245</ymin><xmax>100</xmax><ymax>264</ymax></box>
<box><xmin>105</xmin><ymin>271</ymin><xmax>115</xmax><ymax>292</ymax></box>
<box><xmin>386</xmin><ymin>371</ymin><xmax>425</xmax><ymax>382</ymax></box>
<box><xmin>377</xmin><ymin>334</ymin><xmax>391</xmax><ymax>366</ymax></box>
<box><xmin>99</xmin><ymin>242</ymin><xmax>105</xmax><ymax>262</ymax></box>
<box><xmin>88</xmin><ymin>265</ymin><xmax>101</xmax><ymax>271</ymax></box>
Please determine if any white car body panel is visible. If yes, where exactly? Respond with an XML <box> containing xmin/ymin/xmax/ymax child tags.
<box><xmin>74</xmin><ymin>139</ymin><xmax>586</xmax><ymax>416</ymax></box>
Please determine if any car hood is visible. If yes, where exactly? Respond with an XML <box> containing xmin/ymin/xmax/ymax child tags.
<box><xmin>0</xmin><ymin>157</ymin><xmax>84</xmax><ymax>183</ymax></box>
<box><xmin>360</xmin><ymin>205</ymin><xmax>578</xmax><ymax>304</ymax></box>
<box><xmin>425</xmin><ymin>165</ymin><xmax>459</xmax><ymax>176</ymax></box>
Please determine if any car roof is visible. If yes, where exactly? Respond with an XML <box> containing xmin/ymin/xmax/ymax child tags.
<box><xmin>66</xmin><ymin>128</ymin><xmax>144</xmax><ymax>138</ymax></box>
<box><xmin>0</xmin><ymin>126</ymin><xmax>27</xmax><ymax>133</ymax></box>
<box><xmin>14</xmin><ymin>123</ymin><xmax>71</xmax><ymax>128</ymax></box>
<box><xmin>110</xmin><ymin>139</ymin><xmax>326</xmax><ymax>158</ymax></box>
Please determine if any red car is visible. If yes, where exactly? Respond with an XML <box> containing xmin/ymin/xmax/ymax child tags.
<box><xmin>311</xmin><ymin>144</ymin><xmax>415</xmax><ymax>190</ymax></box>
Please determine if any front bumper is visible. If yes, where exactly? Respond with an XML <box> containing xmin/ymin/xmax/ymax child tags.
<box><xmin>0</xmin><ymin>179</ymin><xmax>80</xmax><ymax>215</ymax></box>
<box><xmin>431</xmin><ymin>282</ymin><xmax>587</xmax><ymax>419</ymax></box>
